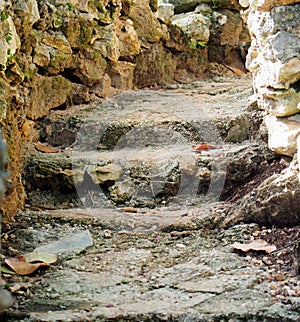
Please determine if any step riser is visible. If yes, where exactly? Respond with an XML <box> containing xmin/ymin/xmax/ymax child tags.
<box><xmin>25</xmin><ymin>144</ymin><xmax>278</xmax><ymax>209</ymax></box>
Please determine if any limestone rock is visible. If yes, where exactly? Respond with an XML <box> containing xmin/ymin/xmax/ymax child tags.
<box><xmin>156</xmin><ymin>2</ymin><xmax>175</xmax><ymax>24</ymax></box>
<box><xmin>246</xmin><ymin>4</ymin><xmax>300</xmax><ymax>89</ymax></box>
<box><xmin>126</xmin><ymin>0</ymin><xmax>163</xmax><ymax>43</ymax></box>
<box><xmin>134</xmin><ymin>43</ymin><xmax>175</xmax><ymax>87</ymax></box>
<box><xmin>26</xmin><ymin>74</ymin><xmax>72</xmax><ymax>120</ymax></box>
<box><xmin>0</xmin><ymin>79</ymin><xmax>10</xmax><ymax>121</ymax></box>
<box><xmin>33</xmin><ymin>32</ymin><xmax>73</xmax><ymax>74</ymax></box>
<box><xmin>93</xmin><ymin>24</ymin><xmax>120</xmax><ymax>62</ymax></box>
<box><xmin>72</xmin><ymin>49</ymin><xmax>107</xmax><ymax>86</ymax></box>
<box><xmin>221</xmin><ymin>167</ymin><xmax>300</xmax><ymax>228</ymax></box>
<box><xmin>90</xmin><ymin>74</ymin><xmax>116</xmax><ymax>98</ymax></box>
<box><xmin>258</xmin><ymin>87</ymin><xmax>300</xmax><ymax>117</ymax></box>
<box><xmin>117</xmin><ymin>19</ymin><xmax>141</xmax><ymax>59</ymax></box>
<box><xmin>219</xmin><ymin>9</ymin><xmax>243</xmax><ymax>47</ymax></box>
<box><xmin>14</xmin><ymin>0</ymin><xmax>40</xmax><ymax>25</ymax></box>
<box><xmin>62</xmin><ymin>13</ymin><xmax>96</xmax><ymax>49</ymax></box>
<box><xmin>168</xmin><ymin>0</ymin><xmax>242</xmax><ymax>13</ymax></box>
<box><xmin>249</xmin><ymin>0</ymin><xmax>300</xmax><ymax>11</ymax></box>
<box><xmin>108</xmin><ymin>61</ymin><xmax>136</xmax><ymax>90</ymax></box>
<box><xmin>171</xmin><ymin>12</ymin><xmax>211</xmax><ymax>43</ymax></box>
<box><xmin>0</xmin><ymin>16</ymin><xmax>21</xmax><ymax>70</ymax></box>
<box><xmin>265</xmin><ymin>115</ymin><xmax>300</xmax><ymax>157</ymax></box>
<box><xmin>87</xmin><ymin>163</ymin><xmax>122</xmax><ymax>185</ymax></box>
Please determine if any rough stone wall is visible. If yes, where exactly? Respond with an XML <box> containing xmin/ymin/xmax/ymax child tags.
<box><xmin>246</xmin><ymin>0</ymin><xmax>300</xmax><ymax>157</ymax></box>
<box><xmin>0</xmin><ymin>0</ymin><xmax>248</xmax><ymax>220</ymax></box>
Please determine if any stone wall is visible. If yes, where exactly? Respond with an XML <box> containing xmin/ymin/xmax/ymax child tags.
<box><xmin>246</xmin><ymin>0</ymin><xmax>300</xmax><ymax>157</ymax></box>
<box><xmin>0</xmin><ymin>0</ymin><xmax>249</xmax><ymax>220</ymax></box>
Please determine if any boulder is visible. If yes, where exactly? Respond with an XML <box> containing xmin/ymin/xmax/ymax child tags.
<box><xmin>171</xmin><ymin>12</ymin><xmax>211</xmax><ymax>43</ymax></box>
<box><xmin>72</xmin><ymin>49</ymin><xmax>107</xmax><ymax>86</ymax></box>
<box><xmin>265</xmin><ymin>115</ymin><xmax>300</xmax><ymax>157</ymax></box>
<box><xmin>26</xmin><ymin>74</ymin><xmax>72</xmax><ymax>120</ymax></box>
<box><xmin>108</xmin><ymin>61</ymin><xmax>136</xmax><ymax>90</ymax></box>
<box><xmin>249</xmin><ymin>0</ymin><xmax>300</xmax><ymax>11</ymax></box>
<box><xmin>134</xmin><ymin>43</ymin><xmax>175</xmax><ymax>87</ymax></box>
<box><xmin>220</xmin><ymin>166</ymin><xmax>300</xmax><ymax>228</ymax></box>
<box><xmin>0</xmin><ymin>16</ymin><xmax>21</xmax><ymax>70</ymax></box>
<box><xmin>156</xmin><ymin>2</ymin><xmax>175</xmax><ymax>24</ymax></box>
<box><xmin>93</xmin><ymin>24</ymin><xmax>120</xmax><ymax>62</ymax></box>
<box><xmin>257</xmin><ymin>86</ymin><xmax>300</xmax><ymax>117</ymax></box>
<box><xmin>168</xmin><ymin>0</ymin><xmax>242</xmax><ymax>13</ymax></box>
<box><xmin>117</xmin><ymin>19</ymin><xmax>141</xmax><ymax>59</ymax></box>
<box><xmin>33</xmin><ymin>32</ymin><xmax>73</xmax><ymax>74</ymax></box>
<box><xmin>126</xmin><ymin>0</ymin><xmax>163</xmax><ymax>43</ymax></box>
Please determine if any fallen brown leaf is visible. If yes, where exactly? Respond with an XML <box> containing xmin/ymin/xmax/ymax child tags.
<box><xmin>224</xmin><ymin>64</ymin><xmax>245</xmax><ymax>76</ymax></box>
<box><xmin>5</xmin><ymin>256</ymin><xmax>50</xmax><ymax>275</ymax></box>
<box><xmin>120</xmin><ymin>207</ymin><xmax>138</xmax><ymax>213</ymax></box>
<box><xmin>35</xmin><ymin>143</ymin><xmax>60</xmax><ymax>153</ymax></box>
<box><xmin>191</xmin><ymin>143</ymin><xmax>221</xmax><ymax>152</ymax></box>
<box><xmin>232</xmin><ymin>239</ymin><xmax>276</xmax><ymax>254</ymax></box>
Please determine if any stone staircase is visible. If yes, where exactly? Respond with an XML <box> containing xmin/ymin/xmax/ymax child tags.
<box><xmin>24</xmin><ymin>77</ymin><xmax>273</xmax><ymax>211</ymax></box>
<box><xmin>4</xmin><ymin>77</ymin><xmax>300</xmax><ymax>321</ymax></box>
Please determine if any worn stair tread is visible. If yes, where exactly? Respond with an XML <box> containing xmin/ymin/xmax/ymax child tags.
<box><xmin>28</xmin><ymin>206</ymin><xmax>207</xmax><ymax>232</ymax></box>
<box><xmin>39</xmin><ymin>77</ymin><xmax>257</xmax><ymax>148</ymax></box>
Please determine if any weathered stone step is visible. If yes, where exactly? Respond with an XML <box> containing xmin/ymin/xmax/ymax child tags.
<box><xmin>25</xmin><ymin>142</ymin><xmax>279</xmax><ymax>209</ymax></box>
<box><xmin>38</xmin><ymin>77</ymin><xmax>260</xmax><ymax>150</ymax></box>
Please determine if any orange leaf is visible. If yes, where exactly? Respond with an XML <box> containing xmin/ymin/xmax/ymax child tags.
<box><xmin>224</xmin><ymin>64</ymin><xmax>245</xmax><ymax>76</ymax></box>
<box><xmin>191</xmin><ymin>143</ymin><xmax>220</xmax><ymax>152</ymax></box>
<box><xmin>232</xmin><ymin>239</ymin><xmax>276</xmax><ymax>254</ymax></box>
<box><xmin>5</xmin><ymin>256</ymin><xmax>50</xmax><ymax>275</ymax></box>
<box><xmin>35</xmin><ymin>143</ymin><xmax>60</xmax><ymax>153</ymax></box>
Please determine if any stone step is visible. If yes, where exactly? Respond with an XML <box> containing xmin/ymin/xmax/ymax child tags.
<box><xmin>25</xmin><ymin>142</ymin><xmax>278</xmax><ymax>209</ymax></box>
<box><xmin>38</xmin><ymin>77</ymin><xmax>260</xmax><ymax>150</ymax></box>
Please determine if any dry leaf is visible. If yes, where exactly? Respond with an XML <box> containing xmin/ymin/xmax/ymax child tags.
<box><xmin>35</xmin><ymin>143</ymin><xmax>60</xmax><ymax>153</ymax></box>
<box><xmin>23</xmin><ymin>251</ymin><xmax>57</xmax><ymax>264</ymax></box>
<box><xmin>5</xmin><ymin>256</ymin><xmax>50</xmax><ymax>275</ymax></box>
<box><xmin>191</xmin><ymin>143</ymin><xmax>221</xmax><ymax>152</ymax></box>
<box><xmin>224</xmin><ymin>64</ymin><xmax>245</xmax><ymax>76</ymax></box>
<box><xmin>120</xmin><ymin>207</ymin><xmax>138</xmax><ymax>213</ymax></box>
<box><xmin>232</xmin><ymin>239</ymin><xmax>276</xmax><ymax>254</ymax></box>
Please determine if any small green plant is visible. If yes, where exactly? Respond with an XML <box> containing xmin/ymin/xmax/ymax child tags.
<box><xmin>0</xmin><ymin>12</ymin><xmax>8</xmax><ymax>21</ymax></box>
<box><xmin>66</xmin><ymin>2</ymin><xmax>74</xmax><ymax>11</ymax></box>
<box><xmin>6</xmin><ymin>48</ymin><xmax>14</xmax><ymax>65</ymax></box>
<box><xmin>212</xmin><ymin>0</ymin><xmax>218</xmax><ymax>10</ymax></box>
<box><xmin>189</xmin><ymin>40</ymin><xmax>207</xmax><ymax>50</ymax></box>
<box><xmin>5</xmin><ymin>30</ymin><xmax>12</xmax><ymax>44</ymax></box>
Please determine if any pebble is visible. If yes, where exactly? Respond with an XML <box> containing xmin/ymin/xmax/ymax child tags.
<box><xmin>176</xmin><ymin>243</ymin><xmax>186</xmax><ymax>249</ymax></box>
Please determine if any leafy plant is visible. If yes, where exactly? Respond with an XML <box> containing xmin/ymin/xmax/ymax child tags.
<box><xmin>6</xmin><ymin>48</ymin><xmax>14</xmax><ymax>65</ymax></box>
<box><xmin>66</xmin><ymin>2</ymin><xmax>74</xmax><ymax>11</ymax></box>
<box><xmin>5</xmin><ymin>30</ymin><xmax>12</xmax><ymax>44</ymax></box>
<box><xmin>189</xmin><ymin>40</ymin><xmax>206</xmax><ymax>50</ymax></box>
<box><xmin>0</xmin><ymin>12</ymin><xmax>8</xmax><ymax>21</ymax></box>
<box><xmin>212</xmin><ymin>0</ymin><xmax>218</xmax><ymax>10</ymax></box>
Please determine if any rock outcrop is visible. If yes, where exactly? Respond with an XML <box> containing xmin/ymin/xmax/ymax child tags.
<box><xmin>216</xmin><ymin>0</ymin><xmax>300</xmax><ymax>228</ymax></box>
<box><xmin>246</xmin><ymin>0</ymin><xmax>300</xmax><ymax>157</ymax></box>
